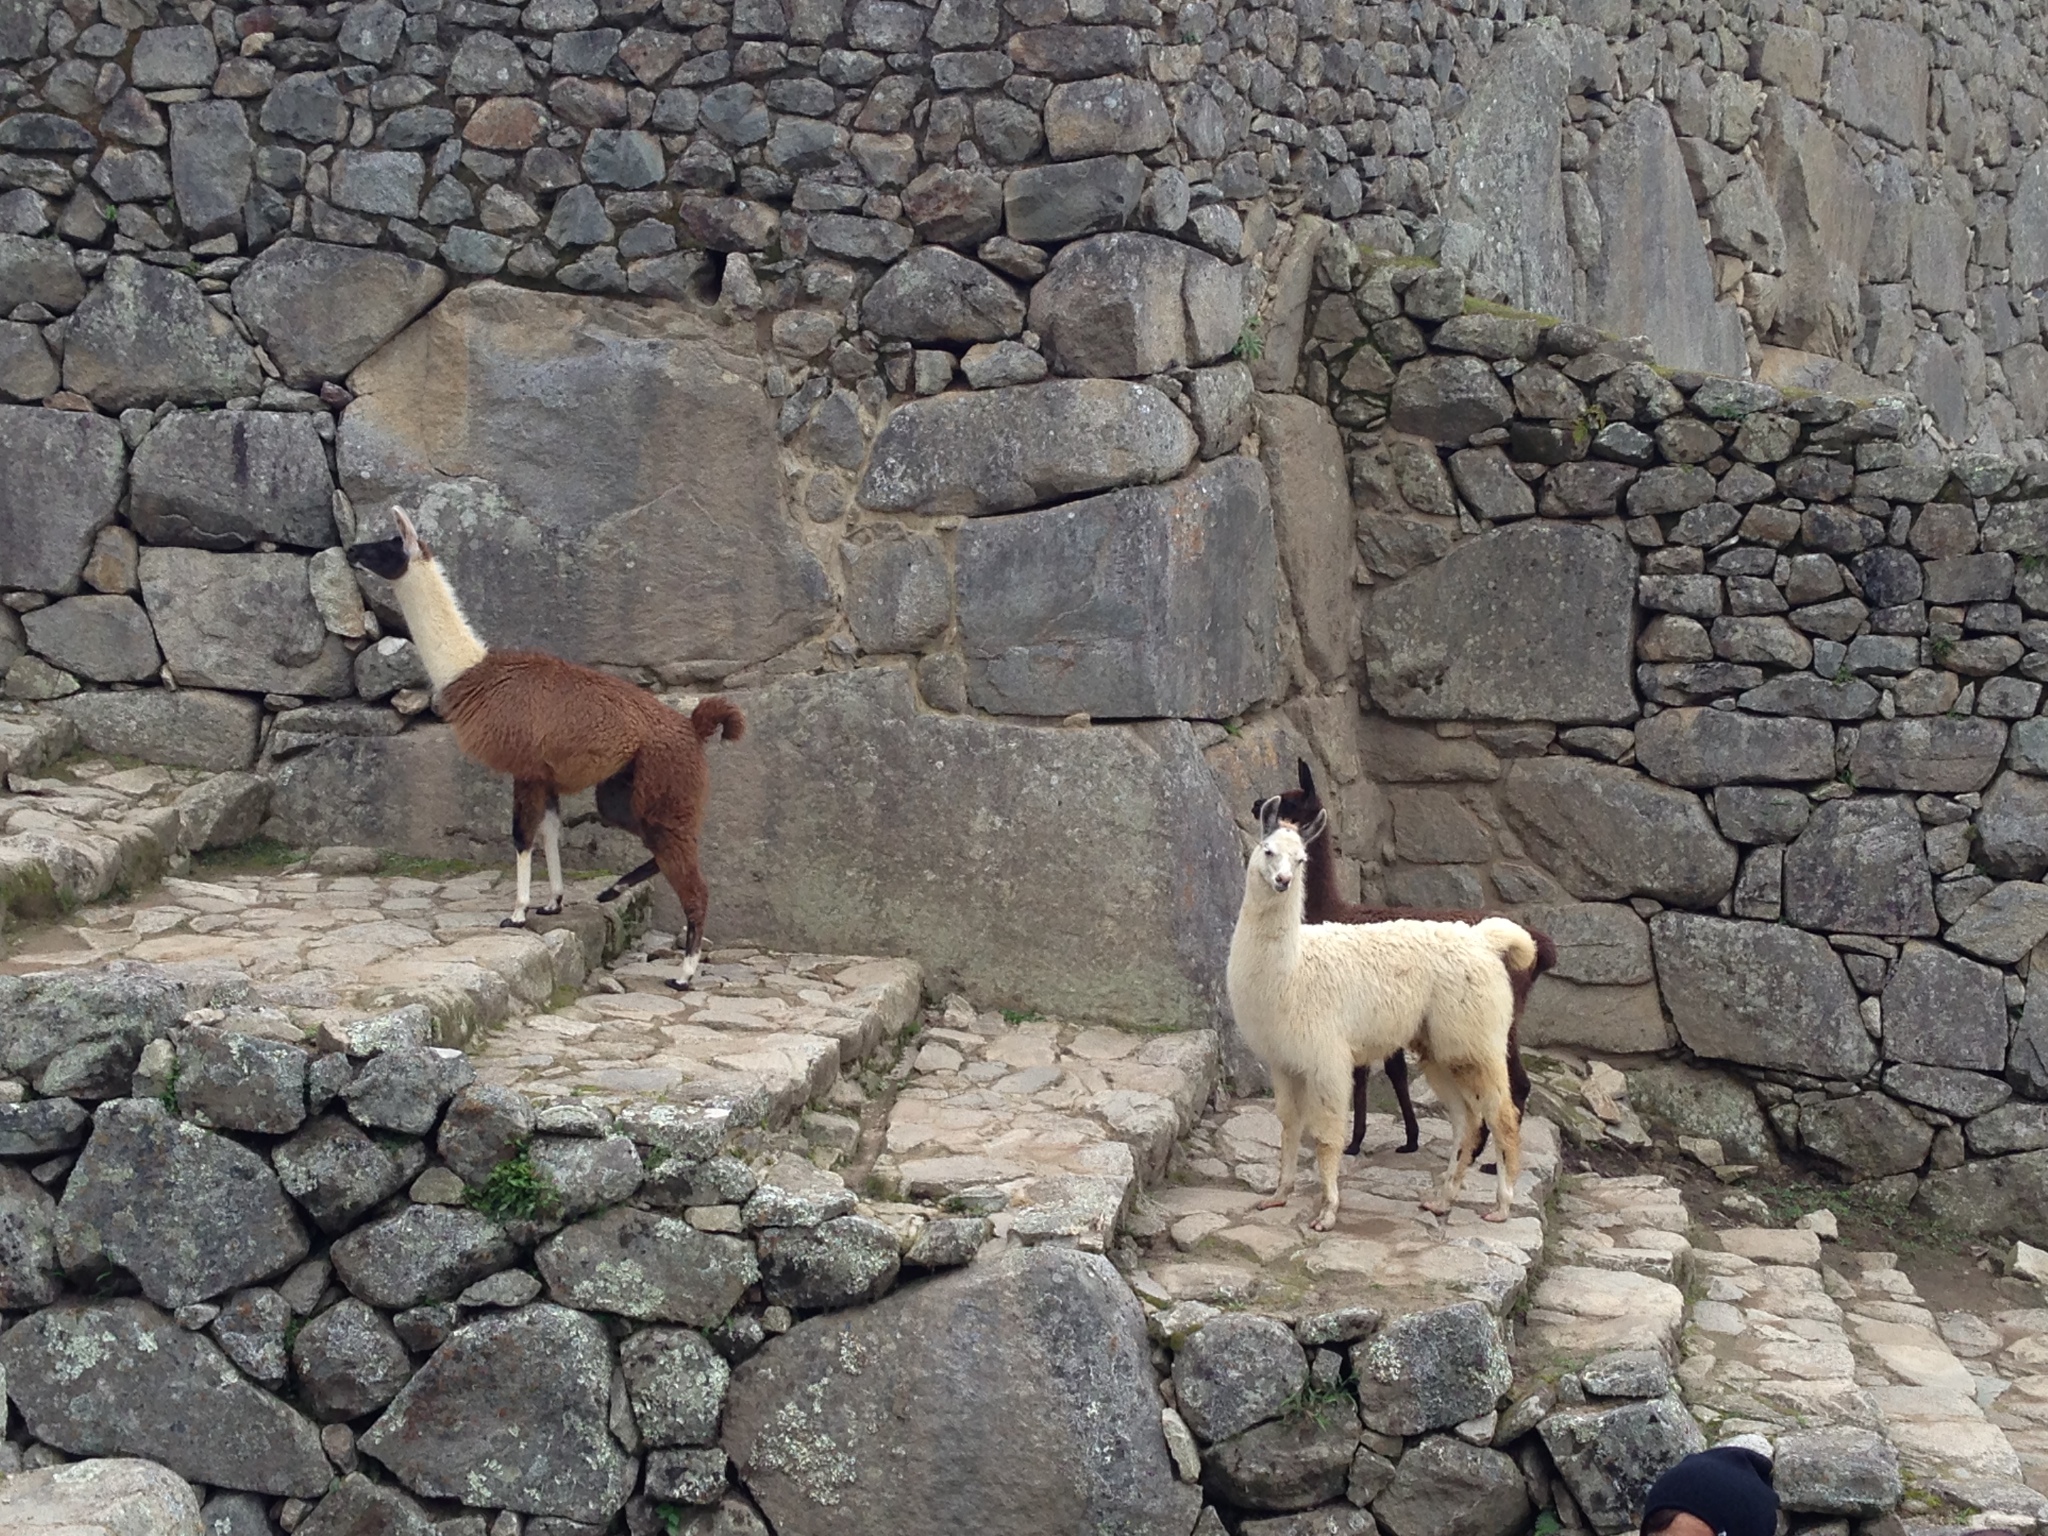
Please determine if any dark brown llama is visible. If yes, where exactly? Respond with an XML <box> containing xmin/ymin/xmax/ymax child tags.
<box><xmin>1267</xmin><ymin>759</ymin><xmax>1549</xmax><ymax>1159</ymax></box>
<box><xmin>346</xmin><ymin>508</ymin><xmax>743</xmax><ymax>989</ymax></box>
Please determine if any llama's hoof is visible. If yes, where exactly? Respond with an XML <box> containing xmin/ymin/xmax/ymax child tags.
<box><xmin>1478</xmin><ymin>1161</ymin><xmax>1499</xmax><ymax>1175</ymax></box>
<box><xmin>537</xmin><ymin>898</ymin><xmax>562</xmax><ymax>916</ymax></box>
<box><xmin>1309</xmin><ymin>1208</ymin><xmax>1339</xmax><ymax>1232</ymax></box>
<box><xmin>1481</xmin><ymin>1208</ymin><xmax>1510</xmax><ymax>1224</ymax></box>
<box><xmin>1397</xmin><ymin>1140</ymin><xmax>1421</xmax><ymax>1154</ymax></box>
<box><xmin>499</xmin><ymin>914</ymin><xmax>527</xmax><ymax>929</ymax></box>
<box><xmin>1253</xmin><ymin>1193</ymin><xmax>1289</xmax><ymax>1211</ymax></box>
<box><xmin>596</xmin><ymin>887</ymin><xmax>619</xmax><ymax>904</ymax></box>
<box><xmin>1419</xmin><ymin>1198</ymin><xmax>1451</xmax><ymax>1216</ymax></box>
<box><xmin>664</xmin><ymin>976</ymin><xmax>693</xmax><ymax>993</ymax></box>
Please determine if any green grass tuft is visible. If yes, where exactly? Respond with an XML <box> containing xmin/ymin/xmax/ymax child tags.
<box><xmin>468</xmin><ymin>1145</ymin><xmax>561</xmax><ymax>1223</ymax></box>
<box><xmin>192</xmin><ymin>838</ymin><xmax>305</xmax><ymax>874</ymax></box>
<box><xmin>1233</xmin><ymin>315</ymin><xmax>1265</xmax><ymax>362</ymax></box>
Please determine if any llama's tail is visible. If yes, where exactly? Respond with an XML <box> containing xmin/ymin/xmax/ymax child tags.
<box><xmin>1475</xmin><ymin>917</ymin><xmax>1537</xmax><ymax>973</ymax></box>
<box><xmin>1529</xmin><ymin>929</ymin><xmax>1559</xmax><ymax>977</ymax></box>
<box><xmin>691</xmin><ymin>696</ymin><xmax>746</xmax><ymax>743</ymax></box>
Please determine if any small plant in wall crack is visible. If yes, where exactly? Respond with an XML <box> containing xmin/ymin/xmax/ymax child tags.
<box><xmin>1233</xmin><ymin>315</ymin><xmax>1265</xmax><ymax>362</ymax></box>
<box><xmin>468</xmin><ymin>1144</ymin><xmax>561</xmax><ymax>1223</ymax></box>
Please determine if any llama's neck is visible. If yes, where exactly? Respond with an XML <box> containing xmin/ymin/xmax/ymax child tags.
<box><xmin>392</xmin><ymin>557</ymin><xmax>489</xmax><ymax>689</ymax></box>
<box><xmin>1229</xmin><ymin>871</ymin><xmax>1305</xmax><ymax>985</ymax></box>
<box><xmin>1303</xmin><ymin>825</ymin><xmax>1344</xmax><ymax>918</ymax></box>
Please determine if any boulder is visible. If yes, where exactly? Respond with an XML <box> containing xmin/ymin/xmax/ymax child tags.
<box><xmin>340</xmin><ymin>281</ymin><xmax>831</xmax><ymax>671</ymax></box>
<box><xmin>293</xmin><ymin>1296</ymin><xmax>414</xmax><ymax>1420</ymax></box>
<box><xmin>537</xmin><ymin>1206</ymin><xmax>758</xmax><ymax>1323</ymax></box>
<box><xmin>329</xmin><ymin>1204</ymin><xmax>518</xmax><ymax>1309</ymax></box>
<box><xmin>169</xmin><ymin>99</ymin><xmax>253</xmax><ymax>240</ymax></box>
<box><xmin>297</xmin><ymin>1476</ymin><xmax>437</xmax><ymax>1536</ymax></box>
<box><xmin>272</xmin><ymin>1114</ymin><xmax>427</xmax><ymax>1233</ymax></box>
<box><xmin>756</xmin><ymin>1215</ymin><xmax>901</xmax><ymax>1309</ymax></box>
<box><xmin>1441</xmin><ymin>27</ymin><xmax>1571</xmax><ymax>317</ymax></box>
<box><xmin>172</xmin><ymin>1024</ymin><xmax>307</xmax><ymax>1134</ymax></box>
<box><xmin>361</xmin><ymin>1304</ymin><xmax>637</xmax><ymax>1523</ymax></box>
<box><xmin>860</xmin><ymin>247</ymin><xmax>1024</xmax><ymax>343</ymax></box>
<box><xmin>139</xmin><ymin>548</ymin><xmax>353</xmax><ymax>698</ymax></box>
<box><xmin>1539</xmin><ymin>1396</ymin><xmax>1706</xmax><ymax>1534</ymax></box>
<box><xmin>1979</xmin><ymin>771</ymin><xmax>2048</xmax><ymax>879</ymax></box>
<box><xmin>1349</xmin><ymin>1303</ymin><xmax>1510</xmax><ymax>1437</ymax></box>
<box><xmin>0</xmin><ymin>1300</ymin><xmax>331</xmax><ymax>1496</ymax></box>
<box><xmin>60</xmin><ymin>256</ymin><xmax>261</xmax><ymax>410</ymax></box>
<box><xmin>1519</xmin><ymin>977</ymin><xmax>1674</xmax><ymax>1054</ymax></box>
<box><xmin>175</xmin><ymin>771</ymin><xmax>272</xmax><ymax>852</ymax></box>
<box><xmin>1798</xmin><ymin>1092</ymin><xmax>1935</xmax><ymax>1177</ymax></box>
<box><xmin>954</xmin><ymin>457</ymin><xmax>1280</xmax><ymax>718</ymax></box>
<box><xmin>722</xmin><ymin>1244</ymin><xmax>1201</xmax><ymax>1536</ymax></box>
<box><xmin>842</xmin><ymin>525</ymin><xmax>950</xmax><ymax>653</ymax></box>
<box><xmin>1882</xmin><ymin>942</ymin><xmax>2007</xmax><ymax>1071</ymax></box>
<box><xmin>0</xmin><ymin>1458</ymin><xmax>203</xmax><ymax>1536</ymax></box>
<box><xmin>1756</xmin><ymin>92</ymin><xmax>1875</xmax><ymax>359</ymax></box>
<box><xmin>232</xmin><ymin>238</ymin><xmax>447</xmax><ymax>386</ymax></box>
<box><xmin>1884</xmin><ymin>1064</ymin><xmax>2010</xmax><ymax>1119</ymax></box>
<box><xmin>1172</xmin><ymin>1314</ymin><xmax>1307</xmax><ymax>1444</ymax></box>
<box><xmin>1849</xmin><ymin>718</ymin><xmax>2006</xmax><ymax>794</ymax></box>
<box><xmin>1201</xmin><ymin>1407</ymin><xmax>1361</xmax><ymax>1512</ymax></box>
<box><xmin>1584</xmin><ymin>100</ymin><xmax>1745</xmax><ymax>375</ymax></box>
<box><xmin>1625</xmin><ymin>1063</ymin><xmax>1776</xmax><ymax>1163</ymax></box>
<box><xmin>1374</xmin><ymin>1436</ymin><xmax>1532</xmax><ymax>1536</ymax></box>
<box><xmin>0</xmin><ymin>404</ymin><xmax>126</xmax><ymax>594</ymax></box>
<box><xmin>1366</xmin><ymin>523</ymin><xmax>1636</xmax><ymax>724</ymax></box>
<box><xmin>130</xmin><ymin>411</ymin><xmax>336</xmax><ymax>551</ymax></box>
<box><xmin>1386</xmin><ymin>355</ymin><xmax>1514</xmax><ymax>444</ymax></box>
<box><xmin>1916</xmin><ymin>1149</ymin><xmax>2048</xmax><ymax>1247</ymax></box>
<box><xmin>858</xmin><ymin>378</ymin><xmax>1197</xmax><ymax>516</ymax></box>
<box><xmin>1634</xmin><ymin>708</ymin><xmax>1833</xmax><ymax>787</ymax></box>
<box><xmin>1003</xmin><ymin>154</ymin><xmax>1146</xmax><ymax>244</ymax></box>
<box><xmin>59</xmin><ymin>1098</ymin><xmax>309</xmax><ymax>1309</ymax></box>
<box><xmin>1773</xmin><ymin>1427</ymin><xmax>1902</xmax><ymax>1516</ymax></box>
<box><xmin>1501</xmin><ymin>758</ymin><xmax>1735</xmax><ymax>905</ymax></box>
<box><xmin>0</xmin><ymin>962</ymin><xmax>194</xmax><ymax>1097</ymax></box>
<box><xmin>211</xmin><ymin>1287</ymin><xmax>290</xmax><ymax>1387</ymax></box>
<box><xmin>1649</xmin><ymin>914</ymin><xmax>1876</xmax><ymax>1077</ymax></box>
<box><xmin>1967</xmin><ymin>1103</ymin><xmax>2048</xmax><ymax>1156</ymax></box>
<box><xmin>1781</xmin><ymin>796</ymin><xmax>1937</xmax><ymax>936</ymax></box>
<box><xmin>0</xmin><ymin>1161</ymin><xmax>59</xmax><ymax>1307</ymax></box>
<box><xmin>1027</xmin><ymin>231</ymin><xmax>1239</xmax><ymax>378</ymax></box>
<box><xmin>620</xmin><ymin>1327</ymin><xmax>730</xmax><ymax>1447</ymax></box>
<box><xmin>436</xmin><ymin>1083</ymin><xmax>537</xmax><ymax>1185</ymax></box>
<box><xmin>20</xmin><ymin>595</ymin><xmax>161</xmax><ymax>683</ymax></box>
<box><xmin>51</xmin><ymin>689</ymin><xmax>264</xmax><ymax>771</ymax></box>
<box><xmin>1827</xmin><ymin>19</ymin><xmax>1928</xmax><ymax>148</ymax></box>
<box><xmin>1043</xmin><ymin>75</ymin><xmax>1171</xmax><ymax>160</ymax></box>
<box><xmin>0</xmin><ymin>232</ymin><xmax>84</xmax><ymax>311</ymax></box>
<box><xmin>1257</xmin><ymin>394</ymin><xmax>1354</xmax><ymax>679</ymax></box>
<box><xmin>341</xmin><ymin>1046</ymin><xmax>475</xmax><ymax>1135</ymax></box>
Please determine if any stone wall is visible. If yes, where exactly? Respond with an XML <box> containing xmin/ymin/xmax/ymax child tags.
<box><xmin>8</xmin><ymin>0</ymin><xmax>2048</xmax><ymax>1185</ymax></box>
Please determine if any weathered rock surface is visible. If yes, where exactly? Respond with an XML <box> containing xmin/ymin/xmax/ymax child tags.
<box><xmin>1027</xmin><ymin>231</ymin><xmax>1239</xmax><ymax>378</ymax></box>
<box><xmin>173</xmin><ymin>1025</ymin><xmax>307</xmax><ymax>1134</ymax></box>
<box><xmin>537</xmin><ymin>1207</ymin><xmax>758</xmax><ymax>1323</ymax></box>
<box><xmin>858</xmin><ymin>378</ymin><xmax>1197</xmax><ymax>516</ymax></box>
<box><xmin>1917</xmin><ymin>1149</ymin><xmax>2048</xmax><ymax>1246</ymax></box>
<box><xmin>60</xmin><ymin>256</ymin><xmax>260</xmax><ymax>410</ymax></box>
<box><xmin>232</xmin><ymin>238</ymin><xmax>447</xmax><ymax>386</ymax></box>
<box><xmin>361</xmin><ymin>1303</ymin><xmax>636</xmax><ymax>1523</ymax></box>
<box><xmin>621</xmin><ymin>1326</ymin><xmax>730</xmax><ymax>1447</ymax></box>
<box><xmin>341</xmin><ymin>1046</ymin><xmax>474</xmax><ymax>1135</ymax></box>
<box><xmin>1782</xmin><ymin>796</ymin><xmax>1938</xmax><ymax>936</ymax></box>
<box><xmin>0</xmin><ymin>1161</ymin><xmax>59</xmax><ymax>1307</ymax></box>
<box><xmin>340</xmin><ymin>281</ymin><xmax>830</xmax><ymax>670</ymax></box>
<box><xmin>1202</xmin><ymin>1408</ymin><xmax>1360</xmax><ymax>1513</ymax></box>
<box><xmin>0</xmin><ymin>405</ymin><xmax>126</xmax><ymax>594</ymax></box>
<box><xmin>294</xmin><ymin>1296</ymin><xmax>414</xmax><ymax>1420</ymax></box>
<box><xmin>58</xmin><ymin>1098</ymin><xmax>309</xmax><ymax>1308</ymax></box>
<box><xmin>139</xmin><ymin>548</ymin><xmax>354</xmax><ymax>697</ymax></box>
<box><xmin>0</xmin><ymin>1457</ymin><xmax>204</xmax><ymax>1536</ymax></box>
<box><xmin>330</xmin><ymin>1204</ymin><xmax>517</xmax><ymax>1309</ymax></box>
<box><xmin>1172</xmin><ymin>1313</ymin><xmax>1307</xmax><ymax>1443</ymax></box>
<box><xmin>955</xmin><ymin>457</ymin><xmax>1278</xmax><ymax>719</ymax></box>
<box><xmin>1882</xmin><ymin>942</ymin><xmax>2008</xmax><ymax>1071</ymax></box>
<box><xmin>697</xmin><ymin>669</ymin><xmax>1241</xmax><ymax>1028</ymax></box>
<box><xmin>272</xmin><ymin>1115</ymin><xmax>428</xmax><ymax>1233</ymax></box>
<box><xmin>1443</xmin><ymin>26</ymin><xmax>1571</xmax><ymax>317</ymax></box>
<box><xmin>129</xmin><ymin>411</ymin><xmax>336</xmax><ymax>551</ymax></box>
<box><xmin>1849</xmin><ymin>717</ymin><xmax>2006</xmax><ymax>794</ymax></box>
<box><xmin>0</xmin><ymin>963</ymin><xmax>193</xmax><ymax>1098</ymax></box>
<box><xmin>1349</xmin><ymin>1303</ymin><xmax>1511</xmax><ymax>1437</ymax></box>
<box><xmin>1650</xmin><ymin>914</ymin><xmax>1876</xmax><ymax>1077</ymax></box>
<box><xmin>1798</xmin><ymin>1092</ymin><xmax>1936</xmax><ymax>1177</ymax></box>
<box><xmin>1502</xmin><ymin>759</ymin><xmax>1735</xmax><ymax>906</ymax></box>
<box><xmin>1367</xmin><ymin>524</ymin><xmax>1637</xmax><ymax>724</ymax></box>
<box><xmin>1257</xmin><ymin>393</ymin><xmax>1355</xmax><ymax>679</ymax></box>
<box><xmin>723</xmin><ymin>1244</ymin><xmax>1200</xmax><ymax>1536</ymax></box>
<box><xmin>1540</xmin><ymin>1396</ymin><xmax>1706</xmax><ymax>1535</ymax></box>
<box><xmin>19</xmin><ymin>595</ymin><xmax>160</xmax><ymax>683</ymax></box>
<box><xmin>861</xmin><ymin>246</ymin><xmax>1024</xmax><ymax>343</ymax></box>
<box><xmin>1772</xmin><ymin>1427</ymin><xmax>1902</xmax><ymax>1515</ymax></box>
<box><xmin>1374</xmin><ymin>1435</ymin><xmax>1533</xmax><ymax>1536</ymax></box>
<box><xmin>51</xmin><ymin>689</ymin><xmax>264</xmax><ymax>772</ymax></box>
<box><xmin>0</xmin><ymin>1300</ymin><xmax>331</xmax><ymax>1496</ymax></box>
<box><xmin>1634</xmin><ymin>708</ymin><xmax>1833</xmax><ymax>787</ymax></box>
<box><xmin>296</xmin><ymin>1475</ymin><xmax>437</xmax><ymax>1536</ymax></box>
<box><xmin>1625</xmin><ymin>1063</ymin><xmax>1777</xmax><ymax>1163</ymax></box>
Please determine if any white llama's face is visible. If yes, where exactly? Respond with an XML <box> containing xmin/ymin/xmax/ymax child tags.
<box><xmin>1253</xmin><ymin>826</ymin><xmax>1308</xmax><ymax>894</ymax></box>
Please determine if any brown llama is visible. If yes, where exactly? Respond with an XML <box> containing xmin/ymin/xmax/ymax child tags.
<box><xmin>346</xmin><ymin>508</ymin><xmax>743</xmax><ymax>989</ymax></box>
<box><xmin>1266</xmin><ymin>759</ymin><xmax>1549</xmax><ymax>1159</ymax></box>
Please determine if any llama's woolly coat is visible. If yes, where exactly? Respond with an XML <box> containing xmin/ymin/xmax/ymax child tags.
<box><xmin>1228</xmin><ymin>911</ymin><xmax>1536</xmax><ymax>1089</ymax></box>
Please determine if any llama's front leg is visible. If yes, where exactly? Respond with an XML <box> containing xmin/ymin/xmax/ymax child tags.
<box><xmin>501</xmin><ymin>780</ymin><xmax>549</xmax><ymax>928</ymax></box>
<box><xmin>535</xmin><ymin>799</ymin><xmax>564</xmax><ymax>916</ymax></box>
<box><xmin>1255</xmin><ymin>1072</ymin><xmax>1304</xmax><ymax>1211</ymax></box>
<box><xmin>1307</xmin><ymin>1099</ymin><xmax>1346</xmax><ymax>1230</ymax></box>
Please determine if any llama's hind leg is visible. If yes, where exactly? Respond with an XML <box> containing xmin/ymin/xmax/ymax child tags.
<box><xmin>597</xmin><ymin>856</ymin><xmax>659</xmax><ymax>904</ymax></box>
<box><xmin>1255</xmin><ymin>1071</ymin><xmax>1306</xmax><ymax>1212</ymax></box>
<box><xmin>1417</xmin><ymin>1060</ymin><xmax>1482</xmax><ymax>1217</ymax></box>
<box><xmin>1384</xmin><ymin>1049</ymin><xmax>1422</xmax><ymax>1154</ymax></box>
<box><xmin>1343</xmin><ymin>1063</ymin><xmax>1372</xmax><ymax>1155</ymax></box>
<box><xmin>647</xmin><ymin>826</ymin><xmax>710</xmax><ymax>991</ymax></box>
<box><xmin>1305</xmin><ymin>1088</ymin><xmax>1349</xmax><ymax>1231</ymax></box>
<box><xmin>501</xmin><ymin>779</ymin><xmax>550</xmax><ymax>928</ymax></box>
<box><xmin>535</xmin><ymin>795</ymin><xmax>564</xmax><ymax>916</ymax></box>
<box><xmin>1479</xmin><ymin>1073</ymin><xmax>1522</xmax><ymax>1223</ymax></box>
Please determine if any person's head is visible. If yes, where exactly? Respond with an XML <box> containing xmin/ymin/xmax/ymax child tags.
<box><xmin>1639</xmin><ymin>1447</ymin><xmax>1778</xmax><ymax>1536</ymax></box>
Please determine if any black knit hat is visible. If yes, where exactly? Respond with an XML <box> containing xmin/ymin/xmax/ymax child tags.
<box><xmin>1640</xmin><ymin>1448</ymin><xmax>1778</xmax><ymax>1536</ymax></box>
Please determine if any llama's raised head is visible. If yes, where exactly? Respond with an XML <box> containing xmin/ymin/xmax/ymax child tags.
<box><xmin>346</xmin><ymin>507</ymin><xmax>429</xmax><ymax>582</ymax></box>
<box><xmin>1257</xmin><ymin>759</ymin><xmax>1328</xmax><ymax>843</ymax></box>
<box><xmin>1250</xmin><ymin>794</ymin><xmax>1328</xmax><ymax>895</ymax></box>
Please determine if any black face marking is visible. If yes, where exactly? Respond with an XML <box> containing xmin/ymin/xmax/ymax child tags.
<box><xmin>346</xmin><ymin>535</ymin><xmax>410</xmax><ymax>581</ymax></box>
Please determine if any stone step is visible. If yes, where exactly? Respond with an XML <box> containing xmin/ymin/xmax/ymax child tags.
<box><xmin>1953</xmin><ymin>1303</ymin><xmax>2048</xmax><ymax>1500</ymax></box>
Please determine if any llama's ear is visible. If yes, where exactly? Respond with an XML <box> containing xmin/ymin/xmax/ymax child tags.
<box><xmin>1298</xmin><ymin>759</ymin><xmax>1317</xmax><ymax>794</ymax></box>
<box><xmin>1303</xmin><ymin>808</ymin><xmax>1329</xmax><ymax>845</ymax></box>
<box><xmin>1257</xmin><ymin>796</ymin><xmax>1282</xmax><ymax>836</ymax></box>
<box><xmin>393</xmin><ymin>506</ymin><xmax>423</xmax><ymax>560</ymax></box>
